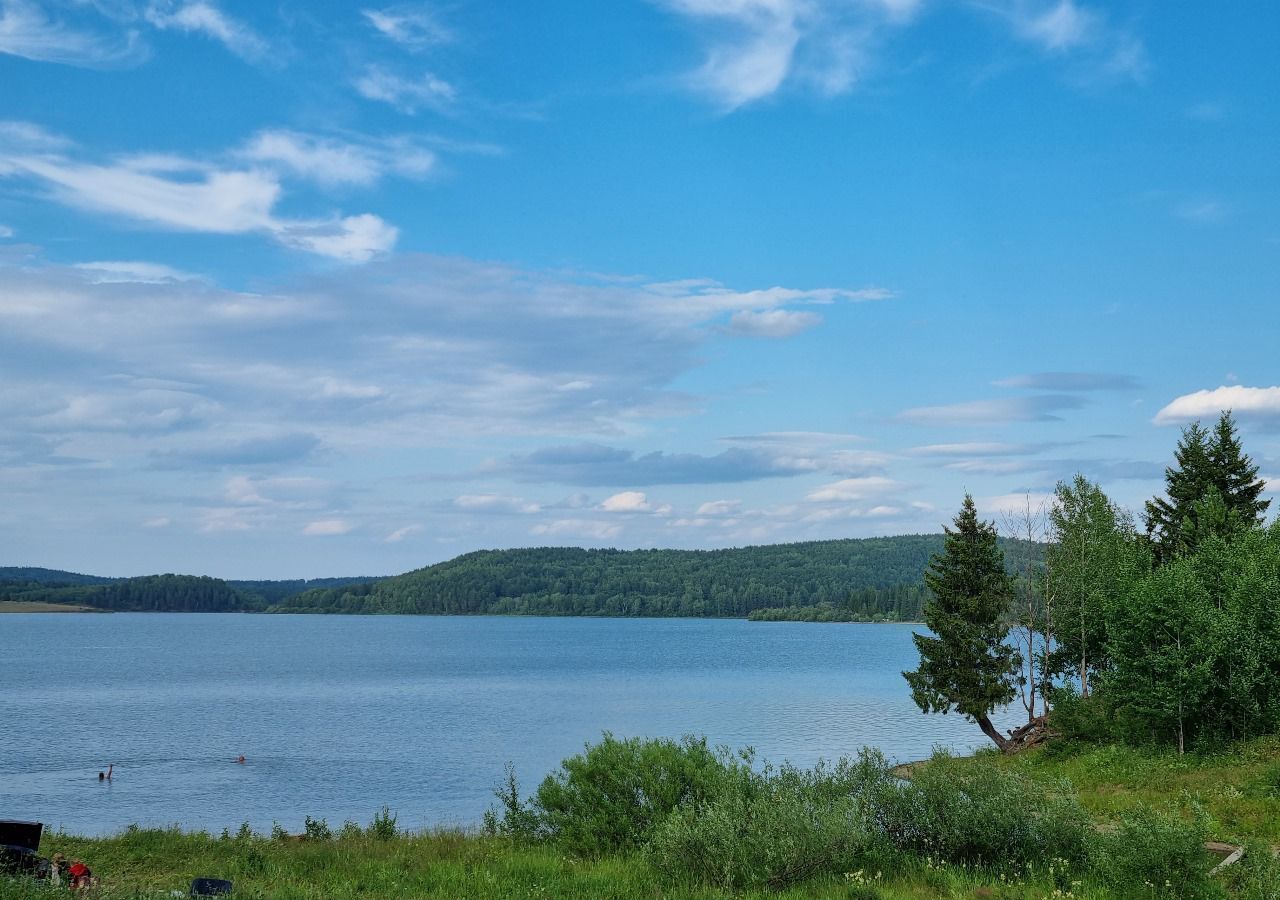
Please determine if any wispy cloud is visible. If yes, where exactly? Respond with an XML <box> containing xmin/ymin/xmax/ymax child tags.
<box><xmin>144</xmin><ymin>1</ymin><xmax>267</xmax><ymax>60</ymax></box>
<box><xmin>899</xmin><ymin>394</ymin><xmax>1087</xmax><ymax>425</ymax></box>
<box><xmin>0</xmin><ymin>122</ymin><xmax>398</xmax><ymax>261</ymax></box>
<box><xmin>1154</xmin><ymin>385</ymin><xmax>1280</xmax><ymax>425</ymax></box>
<box><xmin>972</xmin><ymin>0</ymin><xmax>1148</xmax><ymax>84</ymax></box>
<box><xmin>362</xmin><ymin>4</ymin><xmax>452</xmax><ymax>49</ymax></box>
<box><xmin>660</xmin><ymin>0</ymin><xmax>922</xmax><ymax>111</ymax></box>
<box><xmin>0</xmin><ymin>0</ymin><xmax>146</xmax><ymax>67</ymax></box>
<box><xmin>354</xmin><ymin>64</ymin><xmax>457</xmax><ymax>114</ymax></box>
<box><xmin>303</xmin><ymin>518</ymin><xmax>353</xmax><ymax>536</ymax></box>
<box><xmin>726</xmin><ymin>308</ymin><xmax>822</xmax><ymax>337</ymax></box>
<box><xmin>993</xmin><ymin>372</ymin><xmax>1139</xmax><ymax>391</ymax></box>
<box><xmin>239</xmin><ymin>130</ymin><xmax>436</xmax><ymax>188</ymax></box>
<box><xmin>1174</xmin><ymin>197</ymin><xmax>1228</xmax><ymax>225</ymax></box>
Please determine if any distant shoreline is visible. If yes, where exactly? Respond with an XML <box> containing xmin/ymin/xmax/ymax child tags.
<box><xmin>0</xmin><ymin>600</ymin><xmax>109</xmax><ymax>613</ymax></box>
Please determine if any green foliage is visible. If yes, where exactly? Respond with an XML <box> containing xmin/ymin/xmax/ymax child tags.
<box><xmin>1087</xmin><ymin>805</ymin><xmax>1214</xmax><ymax>899</ymax></box>
<box><xmin>873</xmin><ymin>751</ymin><xmax>1091</xmax><ymax>867</ymax></box>
<box><xmin>1145</xmin><ymin>412</ymin><xmax>1269</xmax><ymax>564</ymax></box>
<box><xmin>275</xmin><ymin>535</ymin><xmax>1039</xmax><ymax>619</ymax></box>
<box><xmin>1221</xmin><ymin>842</ymin><xmax>1280</xmax><ymax>900</ymax></box>
<box><xmin>525</xmin><ymin>734</ymin><xmax>729</xmax><ymax>855</ymax></box>
<box><xmin>367</xmin><ymin>806</ymin><xmax>398</xmax><ymax>840</ymax></box>
<box><xmin>1046</xmin><ymin>474</ymin><xmax>1147</xmax><ymax>694</ymax></box>
<box><xmin>483</xmin><ymin>764</ymin><xmax>540</xmax><ymax>841</ymax></box>
<box><xmin>303</xmin><ymin>816</ymin><xmax>332</xmax><ymax>841</ymax></box>
<box><xmin>646</xmin><ymin>758</ymin><xmax>878</xmax><ymax>891</ymax></box>
<box><xmin>904</xmin><ymin>495</ymin><xmax>1018</xmax><ymax>743</ymax></box>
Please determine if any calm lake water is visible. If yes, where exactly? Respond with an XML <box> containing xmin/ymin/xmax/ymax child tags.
<box><xmin>1</xmin><ymin>613</ymin><xmax>1017</xmax><ymax>836</ymax></box>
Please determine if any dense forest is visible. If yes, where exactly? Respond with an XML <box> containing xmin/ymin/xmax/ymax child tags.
<box><xmin>0</xmin><ymin>569</ymin><xmax>377</xmax><ymax>612</ymax></box>
<box><xmin>275</xmin><ymin>536</ymin><xmax>1039</xmax><ymax>618</ymax></box>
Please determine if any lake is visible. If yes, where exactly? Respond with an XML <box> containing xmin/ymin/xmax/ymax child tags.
<box><xmin>1</xmin><ymin>613</ymin><xmax>1019</xmax><ymax>836</ymax></box>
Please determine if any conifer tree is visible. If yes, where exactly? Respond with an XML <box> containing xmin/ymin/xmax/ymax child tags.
<box><xmin>1209</xmin><ymin>411</ymin><xmax>1270</xmax><ymax>527</ymax></box>
<box><xmin>1144</xmin><ymin>411</ymin><xmax>1268</xmax><ymax>564</ymax></box>
<box><xmin>904</xmin><ymin>494</ymin><xmax>1019</xmax><ymax>751</ymax></box>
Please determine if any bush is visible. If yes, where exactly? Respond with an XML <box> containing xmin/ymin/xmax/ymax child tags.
<box><xmin>368</xmin><ymin>806</ymin><xmax>398</xmax><ymax>840</ymax></box>
<box><xmin>872</xmin><ymin>751</ymin><xmax>1092</xmax><ymax>868</ymax></box>
<box><xmin>647</xmin><ymin>757</ymin><xmax>879</xmax><ymax>890</ymax></box>
<box><xmin>482</xmin><ymin>763</ymin><xmax>540</xmax><ymax>841</ymax></box>
<box><xmin>303</xmin><ymin>816</ymin><xmax>332</xmax><ymax>841</ymax></box>
<box><xmin>1046</xmin><ymin>684</ymin><xmax>1119</xmax><ymax>745</ymax></box>
<box><xmin>528</xmin><ymin>733</ymin><xmax>731</xmax><ymax>855</ymax></box>
<box><xmin>1088</xmin><ymin>805</ymin><xmax>1214</xmax><ymax>898</ymax></box>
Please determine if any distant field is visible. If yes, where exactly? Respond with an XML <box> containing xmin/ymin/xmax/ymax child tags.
<box><xmin>0</xmin><ymin>600</ymin><xmax>103</xmax><ymax>613</ymax></box>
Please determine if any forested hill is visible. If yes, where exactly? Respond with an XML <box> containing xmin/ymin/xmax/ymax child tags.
<box><xmin>275</xmin><ymin>535</ymin><xmax>1039</xmax><ymax>619</ymax></box>
<box><xmin>0</xmin><ymin>570</ymin><xmax>379</xmax><ymax>612</ymax></box>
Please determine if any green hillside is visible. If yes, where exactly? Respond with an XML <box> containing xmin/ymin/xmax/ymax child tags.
<box><xmin>276</xmin><ymin>535</ymin><xmax>1040</xmax><ymax>618</ymax></box>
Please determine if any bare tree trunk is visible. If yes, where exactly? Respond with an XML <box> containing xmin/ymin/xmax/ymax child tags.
<box><xmin>978</xmin><ymin>715</ymin><xmax>1011</xmax><ymax>752</ymax></box>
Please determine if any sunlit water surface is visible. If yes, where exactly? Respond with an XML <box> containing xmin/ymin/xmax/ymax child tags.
<box><xmin>1</xmin><ymin>613</ymin><xmax>1018</xmax><ymax>835</ymax></box>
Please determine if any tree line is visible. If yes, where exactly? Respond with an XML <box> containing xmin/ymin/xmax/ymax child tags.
<box><xmin>906</xmin><ymin>411</ymin><xmax>1277</xmax><ymax>753</ymax></box>
<box><xmin>274</xmin><ymin>536</ymin><xmax>1034</xmax><ymax>618</ymax></box>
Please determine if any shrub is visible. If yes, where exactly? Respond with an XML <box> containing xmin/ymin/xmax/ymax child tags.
<box><xmin>368</xmin><ymin>806</ymin><xmax>398</xmax><ymax>840</ymax></box>
<box><xmin>1046</xmin><ymin>684</ymin><xmax>1119</xmax><ymax>745</ymax></box>
<box><xmin>1088</xmin><ymin>804</ymin><xmax>1214</xmax><ymax>898</ymax></box>
<box><xmin>871</xmin><ymin>751</ymin><xmax>1091</xmax><ymax>868</ymax></box>
<box><xmin>303</xmin><ymin>815</ymin><xmax>332</xmax><ymax>841</ymax></box>
<box><xmin>647</xmin><ymin>757</ymin><xmax>878</xmax><ymax>890</ymax></box>
<box><xmin>529</xmin><ymin>733</ymin><xmax>731</xmax><ymax>855</ymax></box>
<box><xmin>483</xmin><ymin>763</ymin><xmax>541</xmax><ymax>841</ymax></box>
<box><xmin>1221</xmin><ymin>841</ymin><xmax>1280</xmax><ymax>900</ymax></box>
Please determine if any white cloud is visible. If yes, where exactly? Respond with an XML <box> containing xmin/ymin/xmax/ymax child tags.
<box><xmin>976</xmin><ymin>0</ymin><xmax>1148</xmax><ymax>83</ymax></box>
<box><xmin>899</xmin><ymin>395</ymin><xmax>1085</xmax><ymax>425</ymax></box>
<box><xmin>143</xmin><ymin>516</ymin><xmax>172</xmax><ymax>528</ymax></box>
<box><xmin>0</xmin><ymin>224</ymin><xmax>12</xmax><ymax>238</ymax></box>
<box><xmin>453</xmin><ymin>494</ymin><xmax>541</xmax><ymax>514</ymax></box>
<box><xmin>805</xmin><ymin>476</ymin><xmax>898</xmax><ymax>503</ymax></box>
<box><xmin>0</xmin><ymin>0</ymin><xmax>145</xmax><ymax>67</ymax></box>
<box><xmin>73</xmin><ymin>260</ymin><xmax>202</xmax><ymax>283</ymax></box>
<box><xmin>531</xmin><ymin>518</ymin><xmax>623</xmax><ymax>541</ymax></box>
<box><xmin>144</xmin><ymin>1</ymin><xmax>267</xmax><ymax>61</ymax></box>
<box><xmin>727</xmin><ymin>308</ymin><xmax>822</xmax><ymax>338</ymax></box>
<box><xmin>661</xmin><ymin>0</ymin><xmax>921</xmax><ymax>110</ymax></box>
<box><xmin>600</xmin><ymin>490</ymin><xmax>672</xmax><ymax>514</ymax></box>
<box><xmin>354</xmin><ymin>65</ymin><xmax>456</xmax><ymax>113</ymax></box>
<box><xmin>384</xmin><ymin>524</ymin><xmax>422</xmax><ymax>543</ymax></box>
<box><xmin>1154</xmin><ymin>386</ymin><xmax>1280</xmax><ymax>425</ymax></box>
<box><xmin>363</xmin><ymin>5</ymin><xmax>452</xmax><ymax>48</ymax></box>
<box><xmin>0</xmin><ymin>131</ymin><xmax>398</xmax><ymax>261</ymax></box>
<box><xmin>909</xmin><ymin>441</ymin><xmax>1045</xmax><ymax>457</ymax></box>
<box><xmin>239</xmin><ymin>130</ymin><xmax>436</xmax><ymax>188</ymax></box>
<box><xmin>697</xmin><ymin>499</ymin><xmax>742</xmax><ymax>516</ymax></box>
<box><xmin>303</xmin><ymin>518</ymin><xmax>353</xmax><ymax>536</ymax></box>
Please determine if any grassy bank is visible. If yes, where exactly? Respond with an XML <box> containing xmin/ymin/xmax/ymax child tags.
<box><xmin>5</xmin><ymin>739</ymin><xmax>1279</xmax><ymax>899</ymax></box>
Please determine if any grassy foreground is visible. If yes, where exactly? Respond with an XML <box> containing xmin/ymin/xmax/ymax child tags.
<box><xmin>4</xmin><ymin>739</ymin><xmax>1279</xmax><ymax>900</ymax></box>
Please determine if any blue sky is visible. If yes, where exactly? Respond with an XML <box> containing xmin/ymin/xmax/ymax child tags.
<box><xmin>1</xmin><ymin>0</ymin><xmax>1277</xmax><ymax>578</ymax></box>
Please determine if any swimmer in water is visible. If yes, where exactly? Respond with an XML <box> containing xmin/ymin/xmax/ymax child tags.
<box><xmin>236</xmin><ymin>755</ymin><xmax>245</xmax><ymax>764</ymax></box>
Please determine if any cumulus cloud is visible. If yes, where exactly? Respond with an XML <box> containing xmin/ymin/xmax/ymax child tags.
<box><xmin>144</xmin><ymin>1</ymin><xmax>267</xmax><ymax>61</ymax></box>
<box><xmin>599</xmin><ymin>491</ymin><xmax>671</xmax><ymax>514</ymax></box>
<box><xmin>697</xmin><ymin>499</ymin><xmax>742</xmax><ymax>516</ymax></box>
<box><xmin>0</xmin><ymin>124</ymin><xmax>398</xmax><ymax>261</ymax></box>
<box><xmin>1154</xmin><ymin>386</ymin><xmax>1280</xmax><ymax>425</ymax></box>
<box><xmin>354</xmin><ymin>64</ymin><xmax>456</xmax><ymax>113</ymax></box>
<box><xmin>384</xmin><ymin>524</ymin><xmax>422</xmax><ymax>543</ymax></box>
<box><xmin>899</xmin><ymin>394</ymin><xmax>1086</xmax><ymax>425</ymax></box>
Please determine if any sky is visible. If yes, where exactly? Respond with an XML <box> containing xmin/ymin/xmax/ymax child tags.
<box><xmin>1</xmin><ymin>0</ymin><xmax>1278</xmax><ymax>579</ymax></box>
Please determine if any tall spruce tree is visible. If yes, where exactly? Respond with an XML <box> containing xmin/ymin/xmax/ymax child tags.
<box><xmin>1146</xmin><ymin>412</ymin><xmax>1270</xmax><ymax>563</ymax></box>
<box><xmin>1208</xmin><ymin>411</ymin><xmax>1270</xmax><ymax>526</ymax></box>
<box><xmin>904</xmin><ymin>494</ymin><xmax>1019</xmax><ymax>751</ymax></box>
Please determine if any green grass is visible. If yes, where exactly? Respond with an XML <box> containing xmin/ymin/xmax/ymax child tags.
<box><xmin>6</xmin><ymin>738</ymin><xmax>1280</xmax><ymax>899</ymax></box>
<box><xmin>1</xmin><ymin>827</ymin><xmax>1139</xmax><ymax>900</ymax></box>
<box><xmin>977</xmin><ymin>734</ymin><xmax>1280</xmax><ymax>847</ymax></box>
